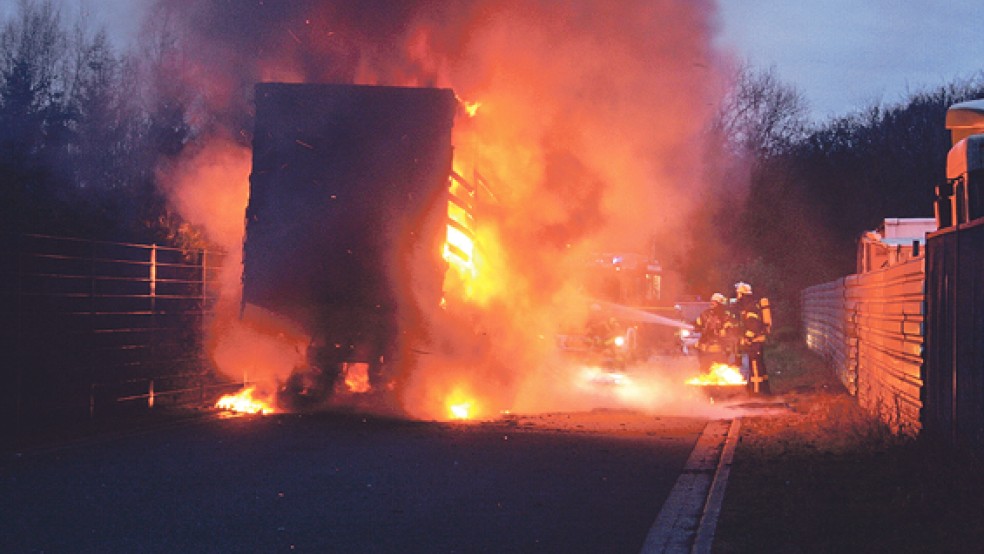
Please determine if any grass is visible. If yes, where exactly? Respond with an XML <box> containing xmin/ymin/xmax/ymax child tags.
<box><xmin>712</xmin><ymin>338</ymin><xmax>984</xmax><ymax>553</ymax></box>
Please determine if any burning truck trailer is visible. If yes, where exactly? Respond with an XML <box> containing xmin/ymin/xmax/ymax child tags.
<box><xmin>241</xmin><ymin>83</ymin><xmax>461</xmax><ymax>411</ymax></box>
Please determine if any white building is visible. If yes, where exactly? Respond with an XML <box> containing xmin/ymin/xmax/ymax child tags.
<box><xmin>856</xmin><ymin>218</ymin><xmax>937</xmax><ymax>273</ymax></box>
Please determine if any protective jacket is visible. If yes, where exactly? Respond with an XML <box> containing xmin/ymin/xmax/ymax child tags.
<box><xmin>695</xmin><ymin>304</ymin><xmax>731</xmax><ymax>353</ymax></box>
<box><xmin>737</xmin><ymin>294</ymin><xmax>772</xmax><ymax>394</ymax></box>
<box><xmin>737</xmin><ymin>296</ymin><xmax>769</xmax><ymax>350</ymax></box>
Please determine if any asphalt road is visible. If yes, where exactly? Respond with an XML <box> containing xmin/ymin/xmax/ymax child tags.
<box><xmin>1</xmin><ymin>408</ymin><xmax>707</xmax><ymax>553</ymax></box>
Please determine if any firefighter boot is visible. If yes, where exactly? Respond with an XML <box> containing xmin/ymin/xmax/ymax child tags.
<box><xmin>748</xmin><ymin>357</ymin><xmax>771</xmax><ymax>395</ymax></box>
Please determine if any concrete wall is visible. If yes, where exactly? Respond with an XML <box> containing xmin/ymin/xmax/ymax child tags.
<box><xmin>801</xmin><ymin>259</ymin><xmax>925</xmax><ymax>433</ymax></box>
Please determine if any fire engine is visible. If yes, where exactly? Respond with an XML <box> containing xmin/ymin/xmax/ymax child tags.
<box><xmin>556</xmin><ymin>251</ymin><xmax>693</xmax><ymax>364</ymax></box>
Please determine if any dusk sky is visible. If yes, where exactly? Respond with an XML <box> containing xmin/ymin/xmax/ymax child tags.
<box><xmin>717</xmin><ymin>1</ymin><xmax>984</xmax><ymax>121</ymax></box>
<box><xmin>6</xmin><ymin>1</ymin><xmax>984</xmax><ymax>123</ymax></box>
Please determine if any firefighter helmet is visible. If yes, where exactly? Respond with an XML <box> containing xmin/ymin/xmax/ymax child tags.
<box><xmin>711</xmin><ymin>292</ymin><xmax>727</xmax><ymax>305</ymax></box>
<box><xmin>735</xmin><ymin>282</ymin><xmax>752</xmax><ymax>296</ymax></box>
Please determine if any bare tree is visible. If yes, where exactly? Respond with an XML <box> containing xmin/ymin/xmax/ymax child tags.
<box><xmin>134</xmin><ymin>4</ymin><xmax>192</xmax><ymax>159</ymax></box>
<box><xmin>0</xmin><ymin>0</ymin><xmax>75</xmax><ymax>233</ymax></box>
<box><xmin>715</xmin><ymin>61</ymin><xmax>810</xmax><ymax>159</ymax></box>
<box><xmin>0</xmin><ymin>0</ymin><xmax>173</xmax><ymax>239</ymax></box>
<box><xmin>0</xmin><ymin>0</ymin><xmax>69</xmax><ymax>158</ymax></box>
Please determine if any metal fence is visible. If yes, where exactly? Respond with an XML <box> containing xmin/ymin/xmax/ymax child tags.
<box><xmin>0</xmin><ymin>233</ymin><xmax>228</xmax><ymax>432</ymax></box>
<box><xmin>801</xmin><ymin>259</ymin><xmax>925</xmax><ymax>433</ymax></box>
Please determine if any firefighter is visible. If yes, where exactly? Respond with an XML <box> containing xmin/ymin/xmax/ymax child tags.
<box><xmin>735</xmin><ymin>281</ymin><xmax>771</xmax><ymax>395</ymax></box>
<box><xmin>585</xmin><ymin>309</ymin><xmax>628</xmax><ymax>368</ymax></box>
<box><xmin>694</xmin><ymin>293</ymin><xmax>733</xmax><ymax>373</ymax></box>
<box><xmin>586</xmin><ymin>306</ymin><xmax>615</xmax><ymax>347</ymax></box>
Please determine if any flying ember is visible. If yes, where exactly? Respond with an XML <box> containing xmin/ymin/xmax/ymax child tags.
<box><xmin>463</xmin><ymin>101</ymin><xmax>481</xmax><ymax>117</ymax></box>
<box><xmin>454</xmin><ymin>93</ymin><xmax>481</xmax><ymax>118</ymax></box>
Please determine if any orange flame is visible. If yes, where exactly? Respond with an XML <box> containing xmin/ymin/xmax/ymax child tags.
<box><xmin>342</xmin><ymin>362</ymin><xmax>372</xmax><ymax>394</ymax></box>
<box><xmin>445</xmin><ymin>386</ymin><xmax>480</xmax><ymax>421</ymax></box>
<box><xmin>455</xmin><ymin>92</ymin><xmax>482</xmax><ymax>118</ymax></box>
<box><xmin>686</xmin><ymin>363</ymin><xmax>747</xmax><ymax>386</ymax></box>
<box><xmin>449</xmin><ymin>401</ymin><xmax>472</xmax><ymax>420</ymax></box>
<box><xmin>215</xmin><ymin>387</ymin><xmax>277</xmax><ymax>414</ymax></box>
<box><xmin>443</xmin><ymin>170</ymin><xmax>477</xmax><ymax>278</ymax></box>
<box><xmin>463</xmin><ymin>101</ymin><xmax>481</xmax><ymax>117</ymax></box>
<box><xmin>158</xmin><ymin>1</ymin><xmax>726</xmax><ymax>421</ymax></box>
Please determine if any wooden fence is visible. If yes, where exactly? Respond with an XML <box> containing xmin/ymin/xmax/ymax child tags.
<box><xmin>801</xmin><ymin>259</ymin><xmax>925</xmax><ymax>433</ymax></box>
<box><xmin>0</xmin><ymin>233</ymin><xmax>229</xmax><ymax>432</ymax></box>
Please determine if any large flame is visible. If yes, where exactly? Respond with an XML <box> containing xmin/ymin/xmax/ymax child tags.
<box><xmin>150</xmin><ymin>1</ymin><xmax>728</xmax><ymax>420</ymax></box>
<box><xmin>443</xmin><ymin>169</ymin><xmax>478</xmax><ymax>280</ymax></box>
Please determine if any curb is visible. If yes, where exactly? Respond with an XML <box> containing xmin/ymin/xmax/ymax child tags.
<box><xmin>693</xmin><ymin>417</ymin><xmax>741</xmax><ymax>553</ymax></box>
<box><xmin>640</xmin><ymin>417</ymin><xmax>741</xmax><ymax>553</ymax></box>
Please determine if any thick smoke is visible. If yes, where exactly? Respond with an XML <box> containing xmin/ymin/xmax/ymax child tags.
<box><xmin>155</xmin><ymin>136</ymin><xmax>308</xmax><ymax>403</ymax></box>
<box><xmin>149</xmin><ymin>0</ymin><xmax>729</xmax><ymax>418</ymax></box>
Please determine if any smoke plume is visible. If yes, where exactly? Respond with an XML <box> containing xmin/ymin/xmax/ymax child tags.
<box><xmin>148</xmin><ymin>0</ymin><xmax>729</xmax><ymax>418</ymax></box>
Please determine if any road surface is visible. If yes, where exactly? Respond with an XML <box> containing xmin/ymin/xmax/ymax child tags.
<box><xmin>1</xmin><ymin>354</ymin><xmax>760</xmax><ymax>553</ymax></box>
<box><xmin>2</xmin><ymin>407</ymin><xmax>714</xmax><ymax>553</ymax></box>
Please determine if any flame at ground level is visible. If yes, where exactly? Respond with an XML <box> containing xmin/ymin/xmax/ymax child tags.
<box><xmin>686</xmin><ymin>363</ymin><xmax>747</xmax><ymax>386</ymax></box>
<box><xmin>215</xmin><ymin>387</ymin><xmax>277</xmax><ymax>415</ymax></box>
<box><xmin>445</xmin><ymin>386</ymin><xmax>481</xmax><ymax>421</ymax></box>
<box><xmin>449</xmin><ymin>401</ymin><xmax>472</xmax><ymax>419</ymax></box>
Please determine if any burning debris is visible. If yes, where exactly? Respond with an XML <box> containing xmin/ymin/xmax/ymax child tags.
<box><xmin>215</xmin><ymin>387</ymin><xmax>277</xmax><ymax>415</ymax></box>
<box><xmin>341</xmin><ymin>363</ymin><xmax>372</xmax><ymax>394</ymax></box>
<box><xmin>686</xmin><ymin>363</ymin><xmax>747</xmax><ymax>387</ymax></box>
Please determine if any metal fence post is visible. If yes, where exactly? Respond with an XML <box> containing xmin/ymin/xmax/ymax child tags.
<box><xmin>88</xmin><ymin>239</ymin><xmax>98</xmax><ymax>421</ymax></box>
<box><xmin>201</xmin><ymin>248</ymin><xmax>208</xmax><ymax>369</ymax></box>
<box><xmin>201</xmin><ymin>248</ymin><xmax>209</xmax><ymax>406</ymax></box>
<box><xmin>150</xmin><ymin>244</ymin><xmax>157</xmax><ymax>307</ymax></box>
<box><xmin>150</xmin><ymin>244</ymin><xmax>157</xmax><ymax>369</ymax></box>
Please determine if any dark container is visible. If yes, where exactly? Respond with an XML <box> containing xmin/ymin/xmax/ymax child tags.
<box><xmin>243</xmin><ymin>83</ymin><xmax>456</xmax><ymax>383</ymax></box>
<box><xmin>923</xmin><ymin>219</ymin><xmax>984</xmax><ymax>449</ymax></box>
